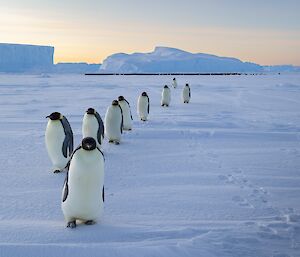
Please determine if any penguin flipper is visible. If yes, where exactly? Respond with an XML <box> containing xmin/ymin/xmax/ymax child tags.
<box><xmin>124</xmin><ymin>99</ymin><xmax>133</xmax><ymax>120</ymax></box>
<box><xmin>102</xmin><ymin>186</ymin><xmax>105</xmax><ymax>202</ymax></box>
<box><xmin>96</xmin><ymin>147</ymin><xmax>105</xmax><ymax>161</ymax></box>
<box><xmin>189</xmin><ymin>87</ymin><xmax>191</xmax><ymax>98</ymax></box>
<box><xmin>130</xmin><ymin>109</ymin><xmax>133</xmax><ymax>120</ymax></box>
<box><xmin>61</xmin><ymin>117</ymin><xmax>74</xmax><ymax>158</ymax></box>
<box><xmin>65</xmin><ymin>145</ymin><xmax>82</xmax><ymax>170</ymax></box>
<box><xmin>119</xmin><ymin>106</ymin><xmax>123</xmax><ymax>134</ymax></box>
<box><xmin>62</xmin><ymin>138</ymin><xmax>70</xmax><ymax>159</ymax></box>
<box><xmin>95</xmin><ymin>112</ymin><xmax>104</xmax><ymax>145</ymax></box>
<box><xmin>62</xmin><ymin>172</ymin><xmax>69</xmax><ymax>202</ymax></box>
<box><xmin>147</xmin><ymin>96</ymin><xmax>150</xmax><ymax>114</ymax></box>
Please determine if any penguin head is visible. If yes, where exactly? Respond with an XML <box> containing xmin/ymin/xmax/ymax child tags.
<box><xmin>86</xmin><ymin>108</ymin><xmax>96</xmax><ymax>115</ymax></box>
<box><xmin>112</xmin><ymin>100</ymin><xmax>119</xmax><ymax>106</ymax></box>
<box><xmin>141</xmin><ymin>92</ymin><xmax>148</xmax><ymax>97</ymax></box>
<box><xmin>164</xmin><ymin>85</ymin><xmax>169</xmax><ymax>89</ymax></box>
<box><xmin>173</xmin><ymin>78</ymin><xmax>176</xmax><ymax>80</ymax></box>
<box><xmin>118</xmin><ymin>96</ymin><xmax>125</xmax><ymax>101</ymax></box>
<box><xmin>46</xmin><ymin>112</ymin><xmax>62</xmax><ymax>120</ymax></box>
<box><xmin>185</xmin><ymin>83</ymin><xmax>189</xmax><ymax>87</ymax></box>
<box><xmin>82</xmin><ymin>137</ymin><xmax>96</xmax><ymax>151</ymax></box>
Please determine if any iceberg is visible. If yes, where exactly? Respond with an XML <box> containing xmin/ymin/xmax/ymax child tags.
<box><xmin>0</xmin><ymin>43</ymin><xmax>54</xmax><ymax>72</ymax></box>
<box><xmin>99</xmin><ymin>46</ymin><xmax>263</xmax><ymax>73</ymax></box>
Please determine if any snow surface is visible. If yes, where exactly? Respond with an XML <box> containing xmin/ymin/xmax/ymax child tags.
<box><xmin>100</xmin><ymin>47</ymin><xmax>262</xmax><ymax>73</ymax></box>
<box><xmin>0</xmin><ymin>73</ymin><xmax>300</xmax><ymax>257</ymax></box>
<box><xmin>0</xmin><ymin>44</ymin><xmax>54</xmax><ymax>72</ymax></box>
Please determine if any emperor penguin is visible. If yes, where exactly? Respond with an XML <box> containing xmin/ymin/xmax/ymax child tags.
<box><xmin>82</xmin><ymin>108</ymin><xmax>104</xmax><ymax>148</ymax></box>
<box><xmin>118</xmin><ymin>96</ymin><xmax>133</xmax><ymax>131</ymax></box>
<box><xmin>104</xmin><ymin>100</ymin><xmax>123</xmax><ymax>144</ymax></box>
<box><xmin>137</xmin><ymin>92</ymin><xmax>149</xmax><ymax>121</ymax></box>
<box><xmin>161</xmin><ymin>85</ymin><xmax>171</xmax><ymax>107</ymax></box>
<box><xmin>172</xmin><ymin>78</ymin><xmax>178</xmax><ymax>89</ymax></box>
<box><xmin>61</xmin><ymin>137</ymin><xmax>105</xmax><ymax>228</ymax></box>
<box><xmin>182</xmin><ymin>83</ymin><xmax>191</xmax><ymax>103</ymax></box>
<box><xmin>45</xmin><ymin>112</ymin><xmax>73</xmax><ymax>173</ymax></box>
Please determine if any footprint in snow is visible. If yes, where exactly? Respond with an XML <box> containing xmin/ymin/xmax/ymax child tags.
<box><xmin>218</xmin><ymin>174</ymin><xmax>235</xmax><ymax>184</ymax></box>
<box><xmin>287</xmin><ymin>214</ymin><xmax>300</xmax><ymax>223</ymax></box>
<box><xmin>249</xmin><ymin>187</ymin><xmax>269</xmax><ymax>204</ymax></box>
<box><xmin>232</xmin><ymin>195</ymin><xmax>253</xmax><ymax>208</ymax></box>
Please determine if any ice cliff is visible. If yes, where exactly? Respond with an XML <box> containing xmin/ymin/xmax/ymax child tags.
<box><xmin>0</xmin><ymin>43</ymin><xmax>54</xmax><ymax>72</ymax></box>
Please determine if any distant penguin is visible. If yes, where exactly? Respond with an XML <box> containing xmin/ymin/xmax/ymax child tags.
<box><xmin>61</xmin><ymin>137</ymin><xmax>105</xmax><ymax>228</ymax></box>
<box><xmin>82</xmin><ymin>108</ymin><xmax>104</xmax><ymax>147</ymax></box>
<box><xmin>137</xmin><ymin>92</ymin><xmax>149</xmax><ymax>121</ymax></box>
<box><xmin>161</xmin><ymin>85</ymin><xmax>171</xmax><ymax>107</ymax></box>
<box><xmin>182</xmin><ymin>83</ymin><xmax>191</xmax><ymax>103</ymax></box>
<box><xmin>104</xmin><ymin>100</ymin><xmax>123</xmax><ymax>144</ymax></box>
<box><xmin>172</xmin><ymin>78</ymin><xmax>177</xmax><ymax>89</ymax></box>
<box><xmin>118</xmin><ymin>96</ymin><xmax>133</xmax><ymax>131</ymax></box>
<box><xmin>45</xmin><ymin>112</ymin><xmax>73</xmax><ymax>173</ymax></box>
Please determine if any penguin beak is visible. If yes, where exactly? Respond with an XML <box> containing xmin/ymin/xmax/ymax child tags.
<box><xmin>46</xmin><ymin>115</ymin><xmax>50</xmax><ymax>119</ymax></box>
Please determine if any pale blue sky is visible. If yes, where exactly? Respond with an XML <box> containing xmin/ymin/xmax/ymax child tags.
<box><xmin>1</xmin><ymin>0</ymin><xmax>299</xmax><ymax>64</ymax></box>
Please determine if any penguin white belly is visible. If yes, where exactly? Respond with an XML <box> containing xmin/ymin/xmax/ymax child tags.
<box><xmin>62</xmin><ymin>150</ymin><xmax>104</xmax><ymax>222</ymax></box>
<box><xmin>45</xmin><ymin>121</ymin><xmax>68</xmax><ymax>170</ymax></box>
<box><xmin>119</xmin><ymin>101</ymin><xmax>132</xmax><ymax>130</ymax></box>
<box><xmin>172</xmin><ymin>81</ymin><xmax>177</xmax><ymax>88</ymax></box>
<box><xmin>138</xmin><ymin>96</ymin><xmax>148</xmax><ymax>120</ymax></box>
<box><xmin>105</xmin><ymin>107</ymin><xmax>122</xmax><ymax>141</ymax></box>
<box><xmin>82</xmin><ymin>116</ymin><xmax>99</xmax><ymax>146</ymax></box>
<box><xmin>161</xmin><ymin>89</ymin><xmax>171</xmax><ymax>106</ymax></box>
<box><xmin>182</xmin><ymin>87</ymin><xmax>190</xmax><ymax>103</ymax></box>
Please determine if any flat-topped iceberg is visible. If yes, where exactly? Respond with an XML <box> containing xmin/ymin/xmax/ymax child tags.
<box><xmin>0</xmin><ymin>43</ymin><xmax>54</xmax><ymax>72</ymax></box>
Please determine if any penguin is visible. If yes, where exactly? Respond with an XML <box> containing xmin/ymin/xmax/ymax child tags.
<box><xmin>104</xmin><ymin>100</ymin><xmax>123</xmax><ymax>144</ymax></box>
<box><xmin>161</xmin><ymin>85</ymin><xmax>171</xmax><ymax>107</ymax></box>
<box><xmin>137</xmin><ymin>92</ymin><xmax>149</xmax><ymax>121</ymax></box>
<box><xmin>82</xmin><ymin>108</ymin><xmax>104</xmax><ymax>148</ymax></box>
<box><xmin>45</xmin><ymin>112</ymin><xmax>73</xmax><ymax>173</ymax></box>
<box><xmin>172</xmin><ymin>78</ymin><xmax>177</xmax><ymax>89</ymax></box>
<box><xmin>61</xmin><ymin>137</ymin><xmax>105</xmax><ymax>228</ymax></box>
<box><xmin>118</xmin><ymin>96</ymin><xmax>133</xmax><ymax>131</ymax></box>
<box><xmin>182</xmin><ymin>83</ymin><xmax>191</xmax><ymax>103</ymax></box>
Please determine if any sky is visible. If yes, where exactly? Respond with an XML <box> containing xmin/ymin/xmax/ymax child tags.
<box><xmin>0</xmin><ymin>0</ymin><xmax>299</xmax><ymax>65</ymax></box>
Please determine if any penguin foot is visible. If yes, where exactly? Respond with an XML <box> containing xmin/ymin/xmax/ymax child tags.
<box><xmin>114</xmin><ymin>141</ymin><xmax>120</xmax><ymax>145</ymax></box>
<box><xmin>85</xmin><ymin>220</ymin><xmax>95</xmax><ymax>225</ymax></box>
<box><xmin>66</xmin><ymin>221</ymin><xmax>76</xmax><ymax>228</ymax></box>
<box><xmin>108</xmin><ymin>140</ymin><xmax>114</xmax><ymax>143</ymax></box>
<box><xmin>53</xmin><ymin>169</ymin><xmax>61</xmax><ymax>173</ymax></box>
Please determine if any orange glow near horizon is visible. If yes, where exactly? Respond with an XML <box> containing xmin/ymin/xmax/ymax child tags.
<box><xmin>52</xmin><ymin>25</ymin><xmax>300</xmax><ymax>66</ymax></box>
<box><xmin>1</xmin><ymin>3</ymin><xmax>299</xmax><ymax>66</ymax></box>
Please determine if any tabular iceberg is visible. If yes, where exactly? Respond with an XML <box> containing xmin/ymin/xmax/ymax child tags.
<box><xmin>0</xmin><ymin>43</ymin><xmax>54</xmax><ymax>72</ymax></box>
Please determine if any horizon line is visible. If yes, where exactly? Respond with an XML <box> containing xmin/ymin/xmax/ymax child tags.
<box><xmin>1</xmin><ymin>42</ymin><xmax>299</xmax><ymax>67</ymax></box>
